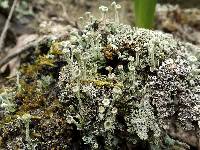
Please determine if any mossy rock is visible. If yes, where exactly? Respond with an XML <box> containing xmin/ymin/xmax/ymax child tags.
<box><xmin>0</xmin><ymin>3</ymin><xmax>200</xmax><ymax>150</ymax></box>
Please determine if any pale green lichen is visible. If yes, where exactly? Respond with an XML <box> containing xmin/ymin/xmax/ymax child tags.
<box><xmin>57</xmin><ymin>2</ymin><xmax>200</xmax><ymax>149</ymax></box>
<box><xmin>0</xmin><ymin>88</ymin><xmax>16</xmax><ymax>114</ymax></box>
<box><xmin>1</xmin><ymin>1</ymin><xmax>200</xmax><ymax>149</ymax></box>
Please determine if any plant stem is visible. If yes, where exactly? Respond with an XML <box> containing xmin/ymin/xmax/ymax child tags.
<box><xmin>134</xmin><ymin>0</ymin><xmax>157</xmax><ymax>29</ymax></box>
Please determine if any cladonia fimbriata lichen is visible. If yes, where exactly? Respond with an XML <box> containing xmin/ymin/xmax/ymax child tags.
<box><xmin>0</xmin><ymin>88</ymin><xmax>16</xmax><ymax>114</ymax></box>
<box><xmin>53</xmin><ymin>2</ymin><xmax>200</xmax><ymax>149</ymax></box>
<box><xmin>1</xmin><ymin>1</ymin><xmax>199</xmax><ymax>150</ymax></box>
<box><xmin>57</xmin><ymin>1</ymin><xmax>200</xmax><ymax>149</ymax></box>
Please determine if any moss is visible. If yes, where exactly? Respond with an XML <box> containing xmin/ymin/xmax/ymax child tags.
<box><xmin>0</xmin><ymin>115</ymin><xmax>17</xmax><ymax>128</ymax></box>
<box><xmin>0</xmin><ymin>36</ymin><xmax>73</xmax><ymax>149</ymax></box>
<box><xmin>20</xmin><ymin>64</ymin><xmax>39</xmax><ymax>77</ymax></box>
<box><xmin>44</xmin><ymin>99</ymin><xmax>62</xmax><ymax>118</ymax></box>
<box><xmin>81</xmin><ymin>79</ymin><xmax>123</xmax><ymax>88</ymax></box>
<box><xmin>20</xmin><ymin>55</ymin><xmax>55</xmax><ymax>77</ymax></box>
<box><xmin>14</xmin><ymin>80</ymin><xmax>42</xmax><ymax>112</ymax></box>
<box><xmin>36</xmin><ymin>55</ymin><xmax>55</xmax><ymax>67</ymax></box>
<box><xmin>49</xmin><ymin>42</ymin><xmax>64</xmax><ymax>55</ymax></box>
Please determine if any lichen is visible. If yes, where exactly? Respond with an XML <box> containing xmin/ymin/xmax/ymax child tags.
<box><xmin>0</xmin><ymin>87</ymin><xmax>16</xmax><ymax>114</ymax></box>
<box><xmin>0</xmin><ymin>36</ymin><xmax>71</xmax><ymax>149</ymax></box>
<box><xmin>57</xmin><ymin>2</ymin><xmax>200</xmax><ymax>149</ymax></box>
<box><xmin>0</xmin><ymin>1</ymin><xmax>200</xmax><ymax>150</ymax></box>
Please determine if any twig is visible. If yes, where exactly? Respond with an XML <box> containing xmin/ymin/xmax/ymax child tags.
<box><xmin>0</xmin><ymin>0</ymin><xmax>18</xmax><ymax>53</ymax></box>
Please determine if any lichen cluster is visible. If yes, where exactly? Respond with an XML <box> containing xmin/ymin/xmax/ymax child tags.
<box><xmin>0</xmin><ymin>2</ymin><xmax>200</xmax><ymax>150</ymax></box>
<box><xmin>57</xmin><ymin>3</ymin><xmax>200</xmax><ymax>149</ymax></box>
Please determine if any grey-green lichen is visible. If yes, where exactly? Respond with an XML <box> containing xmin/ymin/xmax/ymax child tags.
<box><xmin>57</xmin><ymin>2</ymin><xmax>200</xmax><ymax>149</ymax></box>
<box><xmin>0</xmin><ymin>2</ymin><xmax>200</xmax><ymax>150</ymax></box>
<box><xmin>0</xmin><ymin>87</ymin><xmax>16</xmax><ymax>114</ymax></box>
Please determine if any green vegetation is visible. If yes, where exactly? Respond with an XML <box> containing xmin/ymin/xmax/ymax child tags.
<box><xmin>133</xmin><ymin>0</ymin><xmax>157</xmax><ymax>29</ymax></box>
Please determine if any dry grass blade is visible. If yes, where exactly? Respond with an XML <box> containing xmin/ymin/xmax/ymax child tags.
<box><xmin>0</xmin><ymin>0</ymin><xmax>18</xmax><ymax>53</ymax></box>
